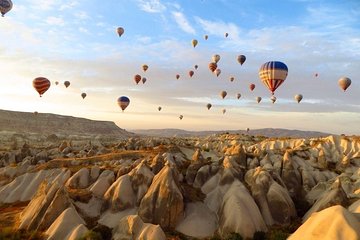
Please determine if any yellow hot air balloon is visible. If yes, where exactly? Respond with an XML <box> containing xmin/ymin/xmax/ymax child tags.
<box><xmin>191</xmin><ymin>39</ymin><xmax>198</xmax><ymax>48</ymax></box>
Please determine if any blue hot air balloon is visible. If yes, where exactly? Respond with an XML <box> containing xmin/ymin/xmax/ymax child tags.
<box><xmin>259</xmin><ymin>61</ymin><xmax>288</xmax><ymax>95</ymax></box>
<box><xmin>117</xmin><ymin>96</ymin><xmax>130</xmax><ymax>112</ymax></box>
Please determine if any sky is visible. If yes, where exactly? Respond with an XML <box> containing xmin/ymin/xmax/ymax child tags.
<box><xmin>0</xmin><ymin>0</ymin><xmax>359</xmax><ymax>134</ymax></box>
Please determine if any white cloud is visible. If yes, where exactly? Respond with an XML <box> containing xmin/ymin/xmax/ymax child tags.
<box><xmin>195</xmin><ymin>17</ymin><xmax>241</xmax><ymax>40</ymax></box>
<box><xmin>136</xmin><ymin>0</ymin><xmax>166</xmax><ymax>13</ymax></box>
<box><xmin>74</xmin><ymin>11</ymin><xmax>90</xmax><ymax>20</ymax></box>
<box><xmin>172</xmin><ymin>11</ymin><xmax>196</xmax><ymax>35</ymax></box>
<box><xmin>45</xmin><ymin>16</ymin><xmax>65</xmax><ymax>27</ymax></box>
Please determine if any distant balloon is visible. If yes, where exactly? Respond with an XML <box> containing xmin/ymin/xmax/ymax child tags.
<box><xmin>0</xmin><ymin>0</ymin><xmax>12</xmax><ymax>17</ymax></box>
<box><xmin>55</xmin><ymin>81</ymin><xmax>59</xmax><ymax>85</ymax></box>
<box><xmin>338</xmin><ymin>77</ymin><xmax>351</xmax><ymax>92</ymax></box>
<box><xmin>179</xmin><ymin>115</ymin><xmax>183</xmax><ymax>120</ymax></box>
<box><xmin>116</xmin><ymin>27</ymin><xmax>124</xmax><ymax>37</ymax></box>
<box><xmin>142</xmin><ymin>77</ymin><xmax>147</xmax><ymax>84</ymax></box>
<box><xmin>249</xmin><ymin>83</ymin><xmax>255</xmax><ymax>91</ymax></box>
<box><xmin>33</xmin><ymin>77</ymin><xmax>51</xmax><ymax>97</ymax></box>
<box><xmin>236</xmin><ymin>93</ymin><xmax>241</xmax><ymax>99</ymax></box>
<box><xmin>214</xmin><ymin>68</ymin><xmax>221</xmax><ymax>77</ymax></box>
<box><xmin>225</xmin><ymin>32</ymin><xmax>229</xmax><ymax>38</ymax></box>
<box><xmin>204</xmin><ymin>35</ymin><xmax>208</xmax><ymax>40</ymax></box>
<box><xmin>212</xmin><ymin>54</ymin><xmax>220</xmax><ymax>63</ymax></box>
<box><xmin>208</xmin><ymin>62</ymin><xmax>217</xmax><ymax>72</ymax></box>
<box><xmin>294</xmin><ymin>94</ymin><xmax>303</xmax><ymax>103</ymax></box>
<box><xmin>191</xmin><ymin>39</ymin><xmax>198</xmax><ymax>48</ymax></box>
<box><xmin>81</xmin><ymin>93</ymin><xmax>87</xmax><ymax>99</ymax></box>
<box><xmin>194</xmin><ymin>65</ymin><xmax>198</xmax><ymax>70</ymax></box>
<box><xmin>176</xmin><ymin>74</ymin><xmax>180</xmax><ymax>80</ymax></box>
<box><xmin>134</xmin><ymin>74</ymin><xmax>141</xmax><ymax>84</ymax></box>
<box><xmin>270</xmin><ymin>96</ymin><xmax>277</xmax><ymax>104</ymax></box>
<box><xmin>220</xmin><ymin>90</ymin><xmax>227</xmax><ymax>99</ymax></box>
<box><xmin>256</xmin><ymin>96</ymin><xmax>262</xmax><ymax>103</ymax></box>
<box><xmin>117</xmin><ymin>96</ymin><xmax>130</xmax><ymax>112</ymax></box>
<box><xmin>246</xmin><ymin>128</ymin><xmax>250</xmax><ymax>132</ymax></box>
<box><xmin>315</xmin><ymin>73</ymin><xmax>319</xmax><ymax>77</ymax></box>
<box><xmin>230</xmin><ymin>76</ymin><xmax>235</xmax><ymax>82</ymax></box>
<box><xmin>237</xmin><ymin>55</ymin><xmax>246</xmax><ymax>65</ymax></box>
<box><xmin>206</xmin><ymin>103</ymin><xmax>212</xmax><ymax>110</ymax></box>
<box><xmin>142</xmin><ymin>64</ymin><xmax>148</xmax><ymax>72</ymax></box>
<box><xmin>64</xmin><ymin>81</ymin><xmax>70</xmax><ymax>88</ymax></box>
<box><xmin>158</xmin><ymin>106</ymin><xmax>162</xmax><ymax>111</ymax></box>
<box><xmin>222</xmin><ymin>109</ymin><xmax>226</xmax><ymax>114</ymax></box>
<box><xmin>259</xmin><ymin>61</ymin><xmax>288</xmax><ymax>95</ymax></box>
<box><xmin>189</xmin><ymin>70</ymin><xmax>194</xmax><ymax>77</ymax></box>
<box><xmin>33</xmin><ymin>111</ymin><xmax>38</xmax><ymax>116</ymax></box>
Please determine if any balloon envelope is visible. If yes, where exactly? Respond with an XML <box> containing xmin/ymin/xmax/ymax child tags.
<box><xmin>206</xmin><ymin>103</ymin><xmax>212</xmax><ymax>110</ymax></box>
<box><xmin>179</xmin><ymin>115</ymin><xmax>183</xmax><ymax>120</ymax></box>
<box><xmin>338</xmin><ymin>77</ymin><xmax>351</xmax><ymax>91</ymax></box>
<box><xmin>215</xmin><ymin>69</ymin><xmax>221</xmax><ymax>77</ymax></box>
<box><xmin>176</xmin><ymin>74</ymin><xmax>180</xmax><ymax>80</ymax></box>
<box><xmin>256</xmin><ymin>96</ymin><xmax>262</xmax><ymax>103</ymax></box>
<box><xmin>142</xmin><ymin>77</ymin><xmax>147</xmax><ymax>84</ymax></box>
<box><xmin>237</xmin><ymin>55</ymin><xmax>246</xmax><ymax>65</ymax></box>
<box><xmin>134</xmin><ymin>74</ymin><xmax>141</xmax><ymax>84</ymax></box>
<box><xmin>237</xmin><ymin>93</ymin><xmax>241</xmax><ymax>99</ymax></box>
<box><xmin>208</xmin><ymin>62</ymin><xmax>217</xmax><ymax>72</ymax></box>
<box><xmin>189</xmin><ymin>70</ymin><xmax>194</xmax><ymax>77</ymax></box>
<box><xmin>33</xmin><ymin>77</ymin><xmax>51</xmax><ymax>97</ymax></box>
<box><xmin>212</xmin><ymin>54</ymin><xmax>220</xmax><ymax>63</ymax></box>
<box><xmin>230</xmin><ymin>77</ymin><xmax>235</xmax><ymax>82</ymax></box>
<box><xmin>204</xmin><ymin>35</ymin><xmax>208</xmax><ymax>40</ymax></box>
<box><xmin>64</xmin><ymin>81</ymin><xmax>70</xmax><ymax>88</ymax></box>
<box><xmin>294</xmin><ymin>94</ymin><xmax>303</xmax><ymax>103</ymax></box>
<box><xmin>0</xmin><ymin>0</ymin><xmax>12</xmax><ymax>16</ymax></box>
<box><xmin>270</xmin><ymin>96</ymin><xmax>277</xmax><ymax>104</ymax></box>
<box><xmin>142</xmin><ymin>64</ymin><xmax>148</xmax><ymax>72</ymax></box>
<box><xmin>81</xmin><ymin>93</ymin><xmax>87</xmax><ymax>99</ymax></box>
<box><xmin>220</xmin><ymin>91</ymin><xmax>227</xmax><ymax>99</ymax></box>
<box><xmin>117</xmin><ymin>96</ymin><xmax>130</xmax><ymax>111</ymax></box>
<box><xmin>259</xmin><ymin>61</ymin><xmax>288</xmax><ymax>95</ymax></box>
<box><xmin>249</xmin><ymin>83</ymin><xmax>255</xmax><ymax>91</ymax></box>
<box><xmin>191</xmin><ymin>39</ymin><xmax>198</xmax><ymax>48</ymax></box>
<box><xmin>116</xmin><ymin>27</ymin><xmax>124</xmax><ymax>37</ymax></box>
<box><xmin>158</xmin><ymin>106</ymin><xmax>162</xmax><ymax>111</ymax></box>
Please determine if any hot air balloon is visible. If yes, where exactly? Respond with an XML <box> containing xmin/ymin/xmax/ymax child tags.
<box><xmin>33</xmin><ymin>77</ymin><xmax>51</xmax><ymax>97</ymax></box>
<box><xmin>189</xmin><ymin>70</ymin><xmax>194</xmax><ymax>77</ymax></box>
<box><xmin>204</xmin><ymin>35</ymin><xmax>208</xmax><ymax>40</ymax></box>
<box><xmin>206</xmin><ymin>103</ymin><xmax>212</xmax><ymax>110</ymax></box>
<box><xmin>142</xmin><ymin>77</ymin><xmax>147</xmax><ymax>84</ymax></box>
<box><xmin>256</xmin><ymin>96</ymin><xmax>262</xmax><ymax>103</ymax></box>
<box><xmin>55</xmin><ymin>81</ymin><xmax>59</xmax><ymax>85</ymax></box>
<box><xmin>179</xmin><ymin>115</ymin><xmax>183</xmax><ymax>120</ymax></box>
<box><xmin>237</xmin><ymin>93</ymin><xmax>241</xmax><ymax>99</ymax></box>
<box><xmin>212</xmin><ymin>54</ymin><xmax>220</xmax><ymax>63</ymax></box>
<box><xmin>270</xmin><ymin>96</ymin><xmax>277</xmax><ymax>104</ymax></box>
<box><xmin>294</xmin><ymin>94</ymin><xmax>303</xmax><ymax>103</ymax></box>
<box><xmin>64</xmin><ymin>81</ymin><xmax>70</xmax><ymax>88</ymax></box>
<box><xmin>158</xmin><ymin>106</ymin><xmax>162</xmax><ymax>111</ymax></box>
<box><xmin>142</xmin><ymin>64</ymin><xmax>148</xmax><ymax>72</ymax></box>
<box><xmin>215</xmin><ymin>68</ymin><xmax>221</xmax><ymax>77</ymax></box>
<box><xmin>33</xmin><ymin>111</ymin><xmax>38</xmax><ymax>116</ymax></box>
<box><xmin>220</xmin><ymin>91</ymin><xmax>227</xmax><ymax>99</ymax></box>
<box><xmin>191</xmin><ymin>39</ymin><xmax>198</xmax><ymax>48</ymax></box>
<box><xmin>81</xmin><ymin>93</ymin><xmax>87</xmax><ymax>99</ymax></box>
<box><xmin>338</xmin><ymin>77</ymin><xmax>351</xmax><ymax>92</ymax></box>
<box><xmin>134</xmin><ymin>74</ymin><xmax>141</xmax><ymax>84</ymax></box>
<box><xmin>249</xmin><ymin>83</ymin><xmax>255</xmax><ymax>91</ymax></box>
<box><xmin>208</xmin><ymin>62</ymin><xmax>217</xmax><ymax>72</ymax></box>
<box><xmin>225</xmin><ymin>32</ymin><xmax>229</xmax><ymax>38</ymax></box>
<box><xmin>237</xmin><ymin>55</ymin><xmax>246</xmax><ymax>65</ymax></box>
<box><xmin>315</xmin><ymin>73</ymin><xmax>319</xmax><ymax>77</ymax></box>
<box><xmin>176</xmin><ymin>74</ymin><xmax>180</xmax><ymax>80</ymax></box>
<box><xmin>230</xmin><ymin>76</ymin><xmax>235</xmax><ymax>82</ymax></box>
<box><xmin>222</xmin><ymin>109</ymin><xmax>226</xmax><ymax>114</ymax></box>
<box><xmin>0</xmin><ymin>0</ymin><xmax>12</xmax><ymax>17</ymax></box>
<box><xmin>116</xmin><ymin>27</ymin><xmax>124</xmax><ymax>37</ymax></box>
<box><xmin>246</xmin><ymin>128</ymin><xmax>250</xmax><ymax>133</ymax></box>
<box><xmin>259</xmin><ymin>61</ymin><xmax>288</xmax><ymax>95</ymax></box>
<box><xmin>194</xmin><ymin>65</ymin><xmax>198</xmax><ymax>70</ymax></box>
<box><xmin>117</xmin><ymin>96</ymin><xmax>130</xmax><ymax>112</ymax></box>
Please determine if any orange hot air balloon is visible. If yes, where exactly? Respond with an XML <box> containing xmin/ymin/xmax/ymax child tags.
<box><xmin>64</xmin><ymin>81</ymin><xmax>70</xmax><ymax>88</ymax></box>
<box><xmin>214</xmin><ymin>68</ymin><xmax>221</xmax><ymax>77</ymax></box>
<box><xmin>176</xmin><ymin>74</ymin><xmax>180</xmax><ymax>80</ymax></box>
<box><xmin>33</xmin><ymin>77</ymin><xmax>51</xmax><ymax>97</ymax></box>
<box><xmin>338</xmin><ymin>77</ymin><xmax>351</xmax><ymax>92</ymax></box>
<box><xmin>189</xmin><ymin>70</ymin><xmax>194</xmax><ymax>77</ymax></box>
<box><xmin>208</xmin><ymin>62</ymin><xmax>217</xmax><ymax>72</ymax></box>
<box><xmin>116</xmin><ymin>27</ymin><xmax>124</xmax><ymax>37</ymax></box>
<box><xmin>249</xmin><ymin>83</ymin><xmax>255</xmax><ymax>91</ymax></box>
<box><xmin>134</xmin><ymin>74</ymin><xmax>141</xmax><ymax>84</ymax></box>
<box><xmin>142</xmin><ymin>64</ymin><xmax>148</xmax><ymax>72</ymax></box>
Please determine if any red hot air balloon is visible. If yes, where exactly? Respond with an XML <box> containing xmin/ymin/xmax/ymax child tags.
<box><xmin>134</xmin><ymin>74</ymin><xmax>141</xmax><ymax>84</ymax></box>
<box><xmin>249</xmin><ymin>83</ymin><xmax>255</xmax><ymax>91</ymax></box>
<box><xmin>208</xmin><ymin>62</ymin><xmax>217</xmax><ymax>72</ymax></box>
<box><xmin>176</xmin><ymin>74</ymin><xmax>180</xmax><ymax>80</ymax></box>
<box><xmin>189</xmin><ymin>70</ymin><xmax>194</xmax><ymax>78</ymax></box>
<box><xmin>33</xmin><ymin>77</ymin><xmax>51</xmax><ymax>97</ymax></box>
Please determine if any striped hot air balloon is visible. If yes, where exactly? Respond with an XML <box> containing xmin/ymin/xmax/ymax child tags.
<box><xmin>32</xmin><ymin>77</ymin><xmax>51</xmax><ymax>97</ymax></box>
<box><xmin>259</xmin><ymin>61</ymin><xmax>288</xmax><ymax>95</ymax></box>
<box><xmin>208</xmin><ymin>62</ymin><xmax>217</xmax><ymax>72</ymax></box>
<box><xmin>117</xmin><ymin>96</ymin><xmax>130</xmax><ymax>112</ymax></box>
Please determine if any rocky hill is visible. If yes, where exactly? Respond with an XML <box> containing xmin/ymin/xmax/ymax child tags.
<box><xmin>0</xmin><ymin>109</ymin><xmax>132</xmax><ymax>138</ymax></box>
<box><xmin>132</xmin><ymin>128</ymin><xmax>330</xmax><ymax>138</ymax></box>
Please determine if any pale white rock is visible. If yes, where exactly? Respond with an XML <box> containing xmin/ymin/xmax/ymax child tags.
<box><xmin>89</xmin><ymin>170</ymin><xmax>115</xmax><ymax>197</ymax></box>
<box><xmin>65</xmin><ymin>168</ymin><xmax>90</xmax><ymax>189</ymax></box>
<box><xmin>104</xmin><ymin>174</ymin><xmax>135</xmax><ymax>211</ymax></box>
<box><xmin>98</xmin><ymin>208</ymin><xmax>137</xmax><ymax>229</ymax></box>
<box><xmin>65</xmin><ymin>224</ymin><xmax>88</xmax><ymax>240</ymax></box>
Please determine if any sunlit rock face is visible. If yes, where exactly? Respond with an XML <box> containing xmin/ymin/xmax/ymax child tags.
<box><xmin>1</xmin><ymin>132</ymin><xmax>360</xmax><ymax>240</ymax></box>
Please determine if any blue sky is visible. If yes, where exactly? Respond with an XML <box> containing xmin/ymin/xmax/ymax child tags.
<box><xmin>0</xmin><ymin>0</ymin><xmax>359</xmax><ymax>134</ymax></box>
